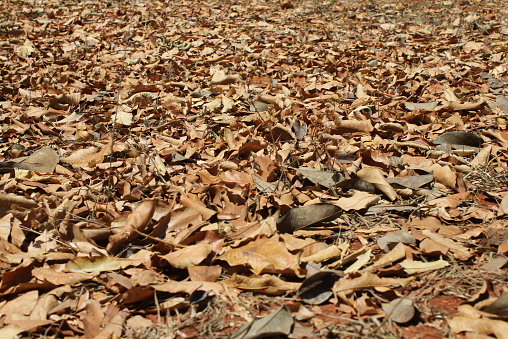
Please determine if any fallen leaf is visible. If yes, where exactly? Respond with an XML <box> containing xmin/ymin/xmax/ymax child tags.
<box><xmin>400</xmin><ymin>259</ymin><xmax>450</xmax><ymax>275</ymax></box>
<box><xmin>382</xmin><ymin>298</ymin><xmax>415</xmax><ymax>323</ymax></box>
<box><xmin>333</xmin><ymin>272</ymin><xmax>413</xmax><ymax>294</ymax></box>
<box><xmin>233</xmin><ymin>305</ymin><xmax>294</xmax><ymax>339</ymax></box>
<box><xmin>163</xmin><ymin>243</ymin><xmax>213</xmax><ymax>269</ymax></box>
<box><xmin>276</xmin><ymin>203</ymin><xmax>342</xmax><ymax>233</ymax></box>
<box><xmin>297</xmin><ymin>271</ymin><xmax>341</xmax><ymax>304</ymax></box>
<box><xmin>357</xmin><ymin>167</ymin><xmax>398</xmax><ymax>201</ymax></box>
<box><xmin>107</xmin><ymin>199</ymin><xmax>156</xmax><ymax>254</ymax></box>
<box><xmin>219</xmin><ymin>236</ymin><xmax>305</xmax><ymax>277</ymax></box>
<box><xmin>66</xmin><ymin>256</ymin><xmax>121</xmax><ymax>273</ymax></box>
<box><xmin>448</xmin><ymin>316</ymin><xmax>508</xmax><ymax>339</ymax></box>
<box><xmin>377</xmin><ymin>231</ymin><xmax>416</xmax><ymax>252</ymax></box>
<box><xmin>224</xmin><ymin>274</ymin><xmax>300</xmax><ymax>295</ymax></box>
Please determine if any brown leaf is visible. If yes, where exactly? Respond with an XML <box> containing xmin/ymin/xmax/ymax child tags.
<box><xmin>297</xmin><ymin>271</ymin><xmax>341</xmax><ymax>304</ymax></box>
<box><xmin>107</xmin><ymin>199</ymin><xmax>156</xmax><ymax>254</ymax></box>
<box><xmin>290</xmin><ymin>167</ymin><xmax>344</xmax><ymax>188</ymax></box>
<box><xmin>357</xmin><ymin>167</ymin><xmax>398</xmax><ymax>201</ymax></box>
<box><xmin>333</xmin><ymin>272</ymin><xmax>413</xmax><ymax>294</ymax></box>
<box><xmin>15</xmin><ymin>146</ymin><xmax>59</xmax><ymax>173</ymax></box>
<box><xmin>421</xmin><ymin>229</ymin><xmax>472</xmax><ymax>260</ymax></box>
<box><xmin>448</xmin><ymin>316</ymin><xmax>508</xmax><ymax>339</ymax></box>
<box><xmin>179</xmin><ymin>194</ymin><xmax>216</xmax><ymax>220</ymax></box>
<box><xmin>32</xmin><ymin>267</ymin><xmax>92</xmax><ymax>285</ymax></box>
<box><xmin>60</xmin><ymin>141</ymin><xmax>113</xmax><ymax>168</ymax></box>
<box><xmin>233</xmin><ymin>305</ymin><xmax>294</xmax><ymax>339</ymax></box>
<box><xmin>276</xmin><ymin>203</ymin><xmax>342</xmax><ymax>233</ymax></box>
<box><xmin>219</xmin><ymin>236</ymin><xmax>305</xmax><ymax>277</ymax></box>
<box><xmin>333</xmin><ymin>191</ymin><xmax>380</xmax><ymax>211</ymax></box>
<box><xmin>224</xmin><ymin>274</ymin><xmax>300</xmax><ymax>295</ymax></box>
<box><xmin>188</xmin><ymin>265</ymin><xmax>222</xmax><ymax>282</ymax></box>
<box><xmin>163</xmin><ymin>243</ymin><xmax>213</xmax><ymax>269</ymax></box>
<box><xmin>382</xmin><ymin>298</ymin><xmax>415</xmax><ymax>323</ymax></box>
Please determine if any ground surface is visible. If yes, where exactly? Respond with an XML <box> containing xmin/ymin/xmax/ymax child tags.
<box><xmin>0</xmin><ymin>0</ymin><xmax>508</xmax><ymax>338</ymax></box>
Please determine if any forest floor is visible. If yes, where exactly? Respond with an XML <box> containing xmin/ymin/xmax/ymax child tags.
<box><xmin>0</xmin><ymin>0</ymin><xmax>508</xmax><ymax>338</ymax></box>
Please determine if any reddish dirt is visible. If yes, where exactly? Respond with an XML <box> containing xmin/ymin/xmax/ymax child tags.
<box><xmin>424</xmin><ymin>295</ymin><xmax>466</xmax><ymax>319</ymax></box>
<box><xmin>401</xmin><ymin>324</ymin><xmax>442</xmax><ymax>339</ymax></box>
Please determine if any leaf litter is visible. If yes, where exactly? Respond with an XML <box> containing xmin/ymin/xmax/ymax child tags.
<box><xmin>0</xmin><ymin>0</ymin><xmax>507</xmax><ymax>338</ymax></box>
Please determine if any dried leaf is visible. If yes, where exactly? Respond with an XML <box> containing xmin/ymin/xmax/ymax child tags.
<box><xmin>107</xmin><ymin>199</ymin><xmax>156</xmax><ymax>254</ymax></box>
<box><xmin>382</xmin><ymin>298</ymin><xmax>415</xmax><ymax>323</ymax></box>
<box><xmin>448</xmin><ymin>316</ymin><xmax>508</xmax><ymax>339</ymax></box>
<box><xmin>333</xmin><ymin>191</ymin><xmax>380</xmax><ymax>211</ymax></box>
<box><xmin>377</xmin><ymin>231</ymin><xmax>416</xmax><ymax>252</ymax></box>
<box><xmin>61</xmin><ymin>141</ymin><xmax>112</xmax><ymax>168</ymax></box>
<box><xmin>297</xmin><ymin>271</ymin><xmax>341</xmax><ymax>305</ymax></box>
<box><xmin>434</xmin><ymin>131</ymin><xmax>483</xmax><ymax>148</ymax></box>
<box><xmin>483</xmin><ymin>294</ymin><xmax>508</xmax><ymax>317</ymax></box>
<box><xmin>357</xmin><ymin>167</ymin><xmax>398</xmax><ymax>201</ymax></box>
<box><xmin>276</xmin><ymin>203</ymin><xmax>342</xmax><ymax>233</ymax></box>
<box><xmin>233</xmin><ymin>305</ymin><xmax>294</xmax><ymax>339</ymax></box>
<box><xmin>400</xmin><ymin>259</ymin><xmax>450</xmax><ymax>275</ymax></box>
<box><xmin>333</xmin><ymin>272</ymin><xmax>413</xmax><ymax>293</ymax></box>
<box><xmin>66</xmin><ymin>256</ymin><xmax>121</xmax><ymax>273</ymax></box>
<box><xmin>292</xmin><ymin>120</ymin><xmax>308</xmax><ymax>139</ymax></box>
<box><xmin>163</xmin><ymin>243</ymin><xmax>213</xmax><ymax>269</ymax></box>
<box><xmin>219</xmin><ymin>236</ymin><xmax>305</xmax><ymax>277</ymax></box>
<box><xmin>224</xmin><ymin>274</ymin><xmax>300</xmax><ymax>295</ymax></box>
<box><xmin>290</xmin><ymin>167</ymin><xmax>344</xmax><ymax>188</ymax></box>
<box><xmin>496</xmin><ymin>96</ymin><xmax>508</xmax><ymax>113</ymax></box>
<box><xmin>344</xmin><ymin>249</ymin><xmax>372</xmax><ymax>273</ymax></box>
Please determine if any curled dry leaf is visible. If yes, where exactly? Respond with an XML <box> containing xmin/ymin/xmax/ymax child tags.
<box><xmin>106</xmin><ymin>199</ymin><xmax>156</xmax><ymax>254</ymax></box>
<box><xmin>448</xmin><ymin>316</ymin><xmax>508</xmax><ymax>339</ymax></box>
<box><xmin>66</xmin><ymin>256</ymin><xmax>121</xmax><ymax>273</ymax></box>
<box><xmin>357</xmin><ymin>167</ymin><xmax>398</xmax><ymax>201</ymax></box>
<box><xmin>333</xmin><ymin>272</ymin><xmax>413</xmax><ymax>294</ymax></box>
<box><xmin>223</xmin><ymin>274</ymin><xmax>300</xmax><ymax>295</ymax></box>
<box><xmin>434</xmin><ymin>131</ymin><xmax>484</xmax><ymax>148</ymax></box>
<box><xmin>400</xmin><ymin>259</ymin><xmax>449</xmax><ymax>275</ymax></box>
<box><xmin>61</xmin><ymin>141</ymin><xmax>113</xmax><ymax>168</ymax></box>
<box><xmin>421</xmin><ymin>229</ymin><xmax>471</xmax><ymax>260</ymax></box>
<box><xmin>336</xmin><ymin>179</ymin><xmax>376</xmax><ymax>193</ymax></box>
<box><xmin>0</xmin><ymin>192</ymin><xmax>38</xmax><ymax>208</ymax></box>
<box><xmin>335</xmin><ymin>119</ymin><xmax>374</xmax><ymax>133</ymax></box>
<box><xmin>276</xmin><ymin>203</ymin><xmax>342</xmax><ymax>233</ymax></box>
